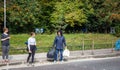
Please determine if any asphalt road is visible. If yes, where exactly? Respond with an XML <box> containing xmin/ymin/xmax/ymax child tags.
<box><xmin>11</xmin><ymin>57</ymin><xmax>120</xmax><ymax>70</ymax></box>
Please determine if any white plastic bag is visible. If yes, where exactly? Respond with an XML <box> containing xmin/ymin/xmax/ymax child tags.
<box><xmin>63</xmin><ymin>48</ymin><xmax>70</xmax><ymax>57</ymax></box>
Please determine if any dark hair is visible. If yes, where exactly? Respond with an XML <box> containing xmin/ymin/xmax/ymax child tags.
<box><xmin>57</xmin><ymin>30</ymin><xmax>63</xmax><ymax>36</ymax></box>
<box><xmin>30</xmin><ymin>32</ymin><xmax>35</xmax><ymax>36</ymax></box>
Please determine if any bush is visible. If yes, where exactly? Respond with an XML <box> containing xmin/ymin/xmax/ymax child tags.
<box><xmin>115</xmin><ymin>25</ymin><xmax>120</xmax><ymax>37</ymax></box>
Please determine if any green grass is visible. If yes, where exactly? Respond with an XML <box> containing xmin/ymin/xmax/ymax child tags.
<box><xmin>0</xmin><ymin>33</ymin><xmax>119</xmax><ymax>55</ymax></box>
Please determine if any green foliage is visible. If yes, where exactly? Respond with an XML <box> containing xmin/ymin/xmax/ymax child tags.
<box><xmin>86</xmin><ymin>0</ymin><xmax>120</xmax><ymax>33</ymax></box>
<box><xmin>0</xmin><ymin>1</ymin><xmax>4</xmax><ymax>31</ymax></box>
<box><xmin>114</xmin><ymin>22</ymin><xmax>120</xmax><ymax>37</ymax></box>
<box><xmin>50</xmin><ymin>0</ymin><xmax>94</xmax><ymax>30</ymax></box>
<box><xmin>0</xmin><ymin>0</ymin><xmax>119</xmax><ymax>34</ymax></box>
<box><xmin>7</xmin><ymin>0</ymin><xmax>42</xmax><ymax>33</ymax></box>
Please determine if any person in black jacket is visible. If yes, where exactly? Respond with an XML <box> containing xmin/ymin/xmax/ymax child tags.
<box><xmin>1</xmin><ymin>28</ymin><xmax>10</xmax><ymax>63</ymax></box>
<box><xmin>53</xmin><ymin>30</ymin><xmax>67</xmax><ymax>62</ymax></box>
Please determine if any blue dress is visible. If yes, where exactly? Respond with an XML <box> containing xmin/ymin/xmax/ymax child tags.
<box><xmin>115</xmin><ymin>39</ymin><xmax>120</xmax><ymax>51</ymax></box>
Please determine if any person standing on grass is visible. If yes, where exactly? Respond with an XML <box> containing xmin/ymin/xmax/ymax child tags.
<box><xmin>1</xmin><ymin>28</ymin><xmax>10</xmax><ymax>63</ymax></box>
<box><xmin>27</xmin><ymin>32</ymin><xmax>37</xmax><ymax>66</ymax></box>
<box><xmin>53</xmin><ymin>30</ymin><xmax>67</xmax><ymax>62</ymax></box>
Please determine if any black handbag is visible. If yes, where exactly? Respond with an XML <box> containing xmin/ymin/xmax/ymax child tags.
<box><xmin>26</xmin><ymin>46</ymin><xmax>28</xmax><ymax>51</ymax></box>
<box><xmin>47</xmin><ymin>47</ymin><xmax>55</xmax><ymax>58</ymax></box>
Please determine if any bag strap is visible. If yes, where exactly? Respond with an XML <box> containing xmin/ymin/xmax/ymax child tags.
<box><xmin>65</xmin><ymin>46</ymin><xmax>67</xmax><ymax>49</ymax></box>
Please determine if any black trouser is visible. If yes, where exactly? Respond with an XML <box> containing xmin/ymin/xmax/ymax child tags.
<box><xmin>27</xmin><ymin>45</ymin><xmax>36</xmax><ymax>63</ymax></box>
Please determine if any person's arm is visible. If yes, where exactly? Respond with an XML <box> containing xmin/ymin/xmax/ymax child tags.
<box><xmin>1</xmin><ymin>34</ymin><xmax>10</xmax><ymax>41</ymax></box>
<box><xmin>28</xmin><ymin>38</ymin><xmax>31</xmax><ymax>53</ymax></box>
<box><xmin>63</xmin><ymin>36</ymin><xmax>67</xmax><ymax>47</ymax></box>
<box><xmin>35</xmin><ymin>38</ymin><xmax>36</xmax><ymax>46</ymax></box>
<box><xmin>53</xmin><ymin>36</ymin><xmax>57</xmax><ymax>47</ymax></box>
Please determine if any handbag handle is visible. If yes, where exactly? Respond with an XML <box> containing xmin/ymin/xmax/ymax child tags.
<box><xmin>65</xmin><ymin>46</ymin><xmax>67</xmax><ymax>49</ymax></box>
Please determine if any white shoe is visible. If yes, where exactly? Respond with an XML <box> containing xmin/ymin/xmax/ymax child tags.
<box><xmin>54</xmin><ymin>61</ymin><xmax>57</xmax><ymax>63</ymax></box>
<box><xmin>31</xmin><ymin>63</ymin><xmax>35</xmax><ymax>67</ymax></box>
<box><xmin>60</xmin><ymin>60</ymin><xmax>64</xmax><ymax>62</ymax></box>
<box><xmin>27</xmin><ymin>63</ymin><xmax>30</xmax><ymax>66</ymax></box>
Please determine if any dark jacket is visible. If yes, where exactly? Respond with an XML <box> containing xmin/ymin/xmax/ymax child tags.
<box><xmin>1</xmin><ymin>33</ymin><xmax>10</xmax><ymax>46</ymax></box>
<box><xmin>53</xmin><ymin>36</ymin><xmax>66</xmax><ymax>49</ymax></box>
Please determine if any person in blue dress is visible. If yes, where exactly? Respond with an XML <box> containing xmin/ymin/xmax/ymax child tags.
<box><xmin>115</xmin><ymin>39</ymin><xmax>120</xmax><ymax>51</ymax></box>
<box><xmin>53</xmin><ymin>30</ymin><xmax>67</xmax><ymax>62</ymax></box>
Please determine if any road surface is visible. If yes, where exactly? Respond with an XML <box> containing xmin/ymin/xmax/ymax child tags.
<box><xmin>10</xmin><ymin>56</ymin><xmax>120</xmax><ymax>70</ymax></box>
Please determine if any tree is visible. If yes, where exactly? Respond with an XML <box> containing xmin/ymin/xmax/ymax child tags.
<box><xmin>0</xmin><ymin>1</ymin><xmax>4</xmax><ymax>33</ymax></box>
<box><xmin>50</xmin><ymin>0</ymin><xmax>94</xmax><ymax>31</ymax></box>
<box><xmin>0</xmin><ymin>0</ymin><xmax>119</xmax><ymax>34</ymax></box>
<box><xmin>7</xmin><ymin>0</ymin><xmax>42</xmax><ymax>33</ymax></box>
<box><xmin>87</xmin><ymin>0</ymin><xmax>120</xmax><ymax>33</ymax></box>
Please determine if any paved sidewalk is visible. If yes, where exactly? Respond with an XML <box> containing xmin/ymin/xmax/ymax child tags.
<box><xmin>0</xmin><ymin>48</ymin><xmax>120</xmax><ymax>69</ymax></box>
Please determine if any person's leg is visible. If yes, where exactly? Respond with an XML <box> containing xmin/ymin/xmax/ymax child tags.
<box><xmin>59</xmin><ymin>49</ymin><xmax>63</xmax><ymax>61</ymax></box>
<box><xmin>27</xmin><ymin>53</ymin><xmax>31</xmax><ymax>63</ymax></box>
<box><xmin>2</xmin><ymin>46</ymin><xmax>6</xmax><ymax>61</ymax></box>
<box><xmin>31</xmin><ymin>46</ymin><xmax>36</xmax><ymax>63</ymax></box>
<box><xmin>6</xmin><ymin>46</ymin><xmax>9</xmax><ymax>61</ymax></box>
<box><xmin>54</xmin><ymin>49</ymin><xmax>59</xmax><ymax>61</ymax></box>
